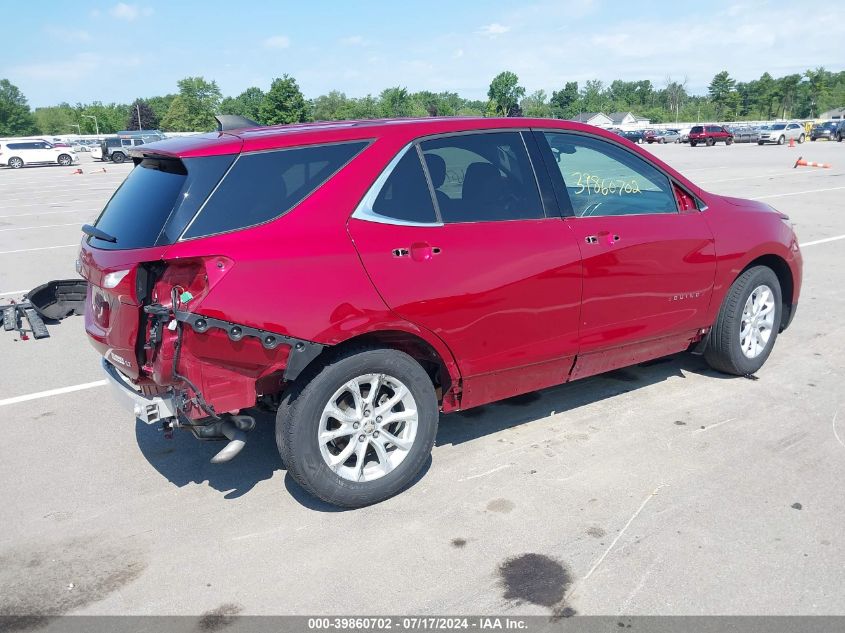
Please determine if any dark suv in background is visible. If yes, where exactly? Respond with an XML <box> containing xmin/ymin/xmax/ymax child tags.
<box><xmin>688</xmin><ymin>125</ymin><xmax>734</xmax><ymax>146</ymax></box>
<box><xmin>810</xmin><ymin>121</ymin><xmax>839</xmax><ymax>141</ymax></box>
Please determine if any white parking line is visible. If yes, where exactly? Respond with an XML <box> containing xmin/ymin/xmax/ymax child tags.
<box><xmin>0</xmin><ymin>222</ymin><xmax>81</xmax><ymax>232</ymax></box>
<box><xmin>0</xmin><ymin>289</ymin><xmax>27</xmax><ymax>297</ymax></box>
<box><xmin>753</xmin><ymin>186</ymin><xmax>845</xmax><ymax>200</ymax></box>
<box><xmin>0</xmin><ymin>381</ymin><xmax>108</xmax><ymax>408</ymax></box>
<box><xmin>0</xmin><ymin>244</ymin><xmax>78</xmax><ymax>255</ymax></box>
<box><xmin>800</xmin><ymin>234</ymin><xmax>845</xmax><ymax>247</ymax></box>
<box><xmin>0</xmin><ymin>209</ymin><xmax>96</xmax><ymax>219</ymax></box>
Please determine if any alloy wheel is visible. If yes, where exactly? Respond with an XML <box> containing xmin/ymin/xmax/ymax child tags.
<box><xmin>317</xmin><ymin>373</ymin><xmax>418</xmax><ymax>482</ymax></box>
<box><xmin>740</xmin><ymin>284</ymin><xmax>776</xmax><ymax>359</ymax></box>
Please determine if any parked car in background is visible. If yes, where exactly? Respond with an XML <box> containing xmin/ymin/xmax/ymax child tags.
<box><xmin>728</xmin><ymin>126</ymin><xmax>760</xmax><ymax>143</ymax></box>
<box><xmin>688</xmin><ymin>125</ymin><xmax>734</xmax><ymax>146</ymax></box>
<box><xmin>758</xmin><ymin>122</ymin><xmax>805</xmax><ymax>145</ymax></box>
<box><xmin>678</xmin><ymin>127</ymin><xmax>692</xmax><ymax>143</ymax></box>
<box><xmin>621</xmin><ymin>129</ymin><xmax>645</xmax><ymax>144</ymax></box>
<box><xmin>93</xmin><ymin>130</ymin><xmax>165</xmax><ymax>163</ymax></box>
<box><xmin>810</xmin><ymin>121</ymin><xmax>839</xmax><ymax>141</ymax></box>
<box><xmin>0</xmin><ymin>139</ymin><xmax>79</xmax><ymax>169</ymax></box>
<box><xmin>660</xmin><ymin>129</ymin><xmax>681</xmax><ymax>143</ymax></box>
<box><xmin>81</xmin><ymin>116</ymin><xmax>802</xmax><ymax>507</ymax></box>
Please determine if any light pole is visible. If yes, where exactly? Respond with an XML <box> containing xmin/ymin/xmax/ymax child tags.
<box><xmin>136</xmin><ymin>103</ymin><xmax>142</xmax><ymax>131</ymax></box>
<box><xmin>69</xmin><ymin>124</ymin><xmax>81</xmax><ymax>134</ymax></box>
<box><xmin>82</xmin><ymin>114</ymin><xmax>99</xmax><ymax>136</ymax></box>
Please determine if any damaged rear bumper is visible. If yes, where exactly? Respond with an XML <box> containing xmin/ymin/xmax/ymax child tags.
<box><xmin>102</xmin><ymin>358</ymin><xmax>176</xmax><ymax>424</ymax></box>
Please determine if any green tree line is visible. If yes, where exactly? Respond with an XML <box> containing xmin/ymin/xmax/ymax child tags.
<box><xmin>2</xmin><ymin>68</ymin><xmax>843</xmax><ymax>137</ymax></box>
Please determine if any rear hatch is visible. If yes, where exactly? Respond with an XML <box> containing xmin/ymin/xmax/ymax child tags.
<box><xmin>80</xmin><ymin>148</ymin><xmax>239</xmax><ymax>378</ymax></box>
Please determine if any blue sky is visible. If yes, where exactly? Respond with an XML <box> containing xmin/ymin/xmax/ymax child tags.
<box><xmin>4</xmin><ymin>0</ymin><xmax>844</xmax><ymax>108</ymax></box>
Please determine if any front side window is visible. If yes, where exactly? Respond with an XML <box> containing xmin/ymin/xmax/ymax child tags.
<box><xmin>419</xmin><ymin>132</ymin><xmax>544</xmax><ymax>223</ymax></box>
<box><xmin>541</xmin><ymin>132</ymin><xmax>677</xmax><ymax>217</ymax></box>
<box><xmin>183</xmin><ymin>141</ymin><xmax>368</xmax><ymax>239</ymax></box>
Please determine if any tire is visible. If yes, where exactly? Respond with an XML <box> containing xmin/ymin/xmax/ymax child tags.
<box><xmin>57</xmin><ymin>153</ymin><xmax>72</xmax><ymax>166</ymax></box>
<box><xmin>690</xmin><ymin>141</ymin><xmax>697</xmax><ymax>147</ymax></box>
<box><xmin>704</xmin><ymin>266</ymin><xmax>782</xmax><ymax>376</ymax></box>
<box><xmin>111</xmin><ymin>152</ymin><xmax>126</xmax><ymax>164</ymax></box>
<box><xmin>798</xmin><ymin>134</ymin><xmax>805</xmax><ymax>144</ymax></box>
<box><xmin>726</xmin><ymin>137</ymin><xmax>733</xmax><ymax>145</ymax></box>
<box><xmin>706</xmin><ymin>137</ymin><xmax>715</xmax><ymax>146</ymax></box>
<box><xmin>811</xmin><ymin>137</ymin><xmax>816</xmax><ymax>142</ymax></box>
<box><xmin>777</xmin><ymin>135</ymin><xmax>785</xmax><ymax>145</ymax></box>
<box><xmin>8</xmin><ymin>157</ymin><xmax>23</xmax><ymax>169</ymax></box>
<box><xmin>277</xmin><ymin>347</ymin><xmax>438</xmax><ymax>508</ymax></box>
<box><xmin>757</xmin><ymin>141</ymin><xmax>764</xmax><ymax>146</ymax></box>
<box><xmin>659</xmin><ymin>138</ymin><xmax>665</xmax><ymax>144</ymax></box>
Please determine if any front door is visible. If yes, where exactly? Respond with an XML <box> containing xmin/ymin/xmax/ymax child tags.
<box><xmin>536</xmin><ymin>131</ymin><xmax>716</xmax><ymax>378</ymax></box>
<box><xmin>348</xmin><ymin>131</ymin><xmax>583</xmax><ymax>407</ymax></box>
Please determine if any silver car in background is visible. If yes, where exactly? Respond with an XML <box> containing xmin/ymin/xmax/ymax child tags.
<box><xmin>758</xmin><ymin>122</ymin><xmax>805</xmax><ymax>145</ymax></box>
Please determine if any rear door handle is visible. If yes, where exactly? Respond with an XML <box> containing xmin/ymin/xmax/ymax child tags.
<box><xmin>393</xmin><ymin>244</ymin><xmax>441</xmax><ymax>261</ymax></box>
<box><xmin>585</xmin><ymin>233</ymin><xmax>620</xmax><ymax>245</ymax></box>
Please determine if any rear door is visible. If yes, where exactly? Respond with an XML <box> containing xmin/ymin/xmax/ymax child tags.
<box><xmin>348</xmin><ymin>131</ymin><xmax>583</xmax><ymax>406</ymax></box>
<box><xmin>535</xmin><ymin>130</ymin><xmax>716</xmax><ymax>377</ymax></box>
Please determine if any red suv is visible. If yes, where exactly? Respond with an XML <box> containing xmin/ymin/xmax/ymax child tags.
<box><xmin>688</xmin><ymin>125</ymin><xmax>734</xmax><ymax>146</ymax></box>
<box><xmin>80</xmin><ymin>116</ymin><xmax>801</xmax><ymax>507</ymax></box>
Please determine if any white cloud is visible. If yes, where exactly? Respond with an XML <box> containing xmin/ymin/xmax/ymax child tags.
<box><xmin>263</xmin><ymin>35</ymin><xmax>291</xmax><ymax>49</ymax></box>
<box><xmin>109</xmin><ymin>3</ymin><xmax>153</xmax><ymax>21</ymax></box>
<box><xmin>8</xmin><ymin>52</ymin><xmax>142</xmax><ymax>83</ymax></box>
<box><xmin>477</xmin><ymin>23</ymin><xmax>510</xmax><ymax>37</ymax></box>
<box><xmin>454</xmin><ymin>49</ymin><xmax>464</xmax><ymax>59</ymax></box>
<box><xmin>340</xmin><ymin>35</ymin><xmax>368</xmax><ymax>46</ymax></box>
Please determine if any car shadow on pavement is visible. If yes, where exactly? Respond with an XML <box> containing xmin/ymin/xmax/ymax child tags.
<box><xmin>437</xmin><ymin>352</ymin><xmax>732</xmax><ymax>446</ymax></box>
<box><xmin>135</xmin><ymin>352</ymin><xmax>727</xmax><ymax>504</ymax></box>
<box><xmin>135</xmin><ymin>408</ymin><xmax>282</xmax><ymax>500</ymax></box>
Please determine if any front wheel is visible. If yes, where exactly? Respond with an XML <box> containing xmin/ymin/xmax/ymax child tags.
<box><xmin>704</xmin><ymin>266</ymin><xmax>782</xmax><ymax>376</ymax></box>
<box><xmin>706</xmin><ymin>137</ymin><xmax>715</xmax><ymax>146</ymax></box>
<box><xmin>777</xmin><ymin>135</ymin><xmax>785</xmax><ymax>145</ymax></box>
<box><xmin>690</xmin><ymin>141</ymin><xmax>697</xmax><ymax>147</ymax></box>
<box><xmin>111</xmin><ymin>152</ymin><xmax>126</xmax><ymax>163</ymax></box>
<box><xmin>277</xmin><ymin>347</ymin><xmax>438</xmax><ymax>508</ymax></box>
<box><xmin>726</xmin><ymin>137</ymin><xmax>733</xmax><ymax>145</ymax></box>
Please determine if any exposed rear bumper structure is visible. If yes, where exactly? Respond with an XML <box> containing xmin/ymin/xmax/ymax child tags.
<box><xmin>102</xmin><ymin>357</ymin><xmax>177</xmax><ymax>424</ymax></box>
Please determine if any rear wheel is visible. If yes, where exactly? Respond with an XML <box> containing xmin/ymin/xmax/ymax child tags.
<box><xmin>277</xmin><ymin>347</ymin><xmax>438</xmax><ymax>508</ymax></box>
<box><xmin>57</xmin><ymin>153</ymin><xmax>72</xmax><ymax>166</ymax></box>
<box><xmin>8</xmin><ymin>157</ymin><xmax>23</xmax><ymax>169</ymax></box>
<box><xmin>704</xmin><ymin>266</ymin><xmax>782</xmax><ymax>376</ymax></box>
<box><xmin>111</xmin><ymin>152</ymin><xmax>126</xmax><ymax>164</ymax></box>
<box><xmin>690</xmin><ymin>141</ymin><xmax>697</xmax><ymax>147</ymax></box>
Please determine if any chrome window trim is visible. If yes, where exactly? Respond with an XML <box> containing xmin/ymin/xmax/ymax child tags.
<box><xmin>350</xmin><ymin>142</ymin><xmax>443</xmax><ymax>227</ymax></box>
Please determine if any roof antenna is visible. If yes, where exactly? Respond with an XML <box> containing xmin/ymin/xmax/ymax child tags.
<box><xmin>214</xmin><ymin>115</ymin><xmax>261</xmax><ymax>132</ymax></box>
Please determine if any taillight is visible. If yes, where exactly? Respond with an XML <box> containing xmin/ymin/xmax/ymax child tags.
<box><xmin>92</xmin><ymin>289</ymin><xmax>111</xmax><ymax>328</ymax></box>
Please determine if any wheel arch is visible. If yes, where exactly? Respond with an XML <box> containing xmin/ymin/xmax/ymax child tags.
<box><xmin>295</xmin><ymin>328</ymin><xmax>462</xmax><ymax>411</ymax></box>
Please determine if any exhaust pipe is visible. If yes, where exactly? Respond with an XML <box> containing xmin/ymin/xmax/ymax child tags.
<box><xmin>209</xmin><ymin>415</ymin><xmax>254</xmax><ymax>464</ymax></box>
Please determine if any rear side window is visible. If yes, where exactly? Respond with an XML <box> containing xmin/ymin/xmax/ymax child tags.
<box><xmin>690</xmin><ymin>126</ymin><xmax>703</xmax><ymax>134</ymax></box>
<box><xmin>183</xmin><ymin>141</ymin><xmax>368</xmax><ymax>239</ymax></box>
<box><xmin>419</xmin><ymin>132</ymin><xmax>544</xmax><ymax>223</ymax></box>
<box><xmin>370</xmin><ymin>148</ymin><xmax>437</xmax><ymax>224</ymax></box>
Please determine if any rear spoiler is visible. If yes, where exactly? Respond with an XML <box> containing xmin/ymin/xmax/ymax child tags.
<box><xmin>215</xmin><ymin>115</ymin><xmax>261</xmax><ymax>132</ymax></box>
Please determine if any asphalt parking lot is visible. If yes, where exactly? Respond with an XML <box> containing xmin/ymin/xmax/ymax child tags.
<box><xmin>0</xmin><ymin>142</ymin><xmax>844</xmax><ymax>619</ymax></box>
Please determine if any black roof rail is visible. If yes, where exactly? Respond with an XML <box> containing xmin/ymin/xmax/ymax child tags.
<box><xmin>215</xmin><ymin>115</ymin><xmax>261</xmax><ymax>132</ymax></box>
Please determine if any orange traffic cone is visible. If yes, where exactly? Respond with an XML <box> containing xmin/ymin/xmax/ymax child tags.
<box><xmin>788</xmin><ymin>137</ymin><xmax>796</xmax><ymax>148</ymax></box>
<box><xmin>69</xmin><ymin>168</ymin><xmax>83</xmax><ymax>175</ymax></box>
<box><xmin>794</xmin><ymin>156</ymin><xmax>831</xmax><ymax>169</ymax></box>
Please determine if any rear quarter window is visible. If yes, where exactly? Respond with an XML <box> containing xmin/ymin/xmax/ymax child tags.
<box><xmin>182</xmin><ymin>141</ymin><xmax>368</xmax><ymax>239</ymax></box>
